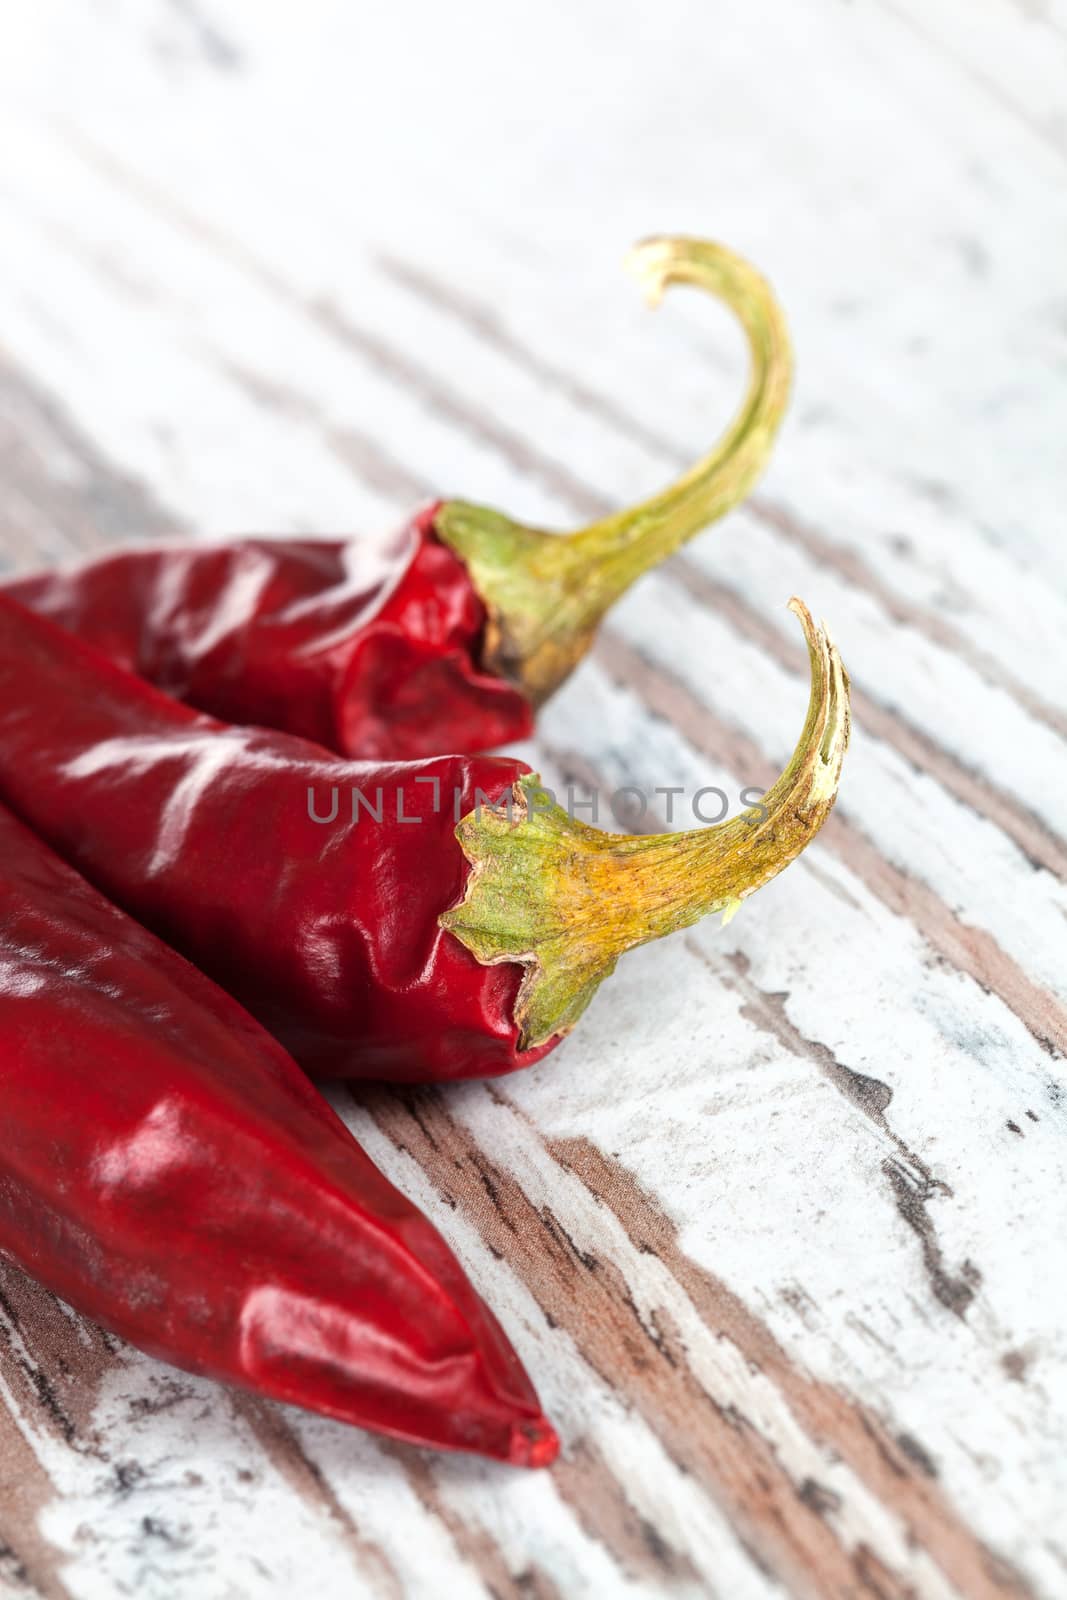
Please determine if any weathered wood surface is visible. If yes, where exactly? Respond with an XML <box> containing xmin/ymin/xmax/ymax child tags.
<box><xmin>0</xmin><ymin>2</ymin><xmax>1064</xmax><ymax>1595</ymax></box>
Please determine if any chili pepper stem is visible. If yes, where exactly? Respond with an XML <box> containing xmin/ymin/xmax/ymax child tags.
<box><xmin>435</xmin><ymin>236</ymin><xmax>793</xmax><ymax>706</ymax></box>
<box><xmin>440</xmin><ymin>599</ymin><xmax>850</xmax><ymax>1050</ymax></box>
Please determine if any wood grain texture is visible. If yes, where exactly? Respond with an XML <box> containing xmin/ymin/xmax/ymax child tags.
<box><xmin>0</xmin><ymin>2</ymin><xmax>1064</xmax><ymax>1595</ymax></box>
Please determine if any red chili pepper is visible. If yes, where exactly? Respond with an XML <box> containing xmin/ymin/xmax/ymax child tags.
<box><xmin>0</xmin><ymin>591</ymin><xmax>848</xmax><ymax>1082</ymax></box>
<box><xmin>0</xmin><ymin>803</ymin><xmax>556</xmax><ymax>1465</ymax></box>
<box><xmin>5</xmin><ymin>238</ymin><xmax>791</xmax><ymax>759</ymax></box>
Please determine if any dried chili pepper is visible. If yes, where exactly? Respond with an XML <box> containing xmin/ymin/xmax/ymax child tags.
<box><xmin>0</xmin><ymin>590</ymin><xmax>848</xmax><ymax>1081</ymax></box>
<box><xmin>6</xmin><ymin>238</ymin><xmax>791</xmax><ymax>759</ymax></box>
<box><xmin>0</xmin><ymin>802</ymin><xmax>556</xmax><ymax>1465</ymax></box>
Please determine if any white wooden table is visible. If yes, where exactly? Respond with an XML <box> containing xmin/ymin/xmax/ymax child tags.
<box><xmin>0</xmin><ymin>4</ymin><xmax>1064</xmax><ymax>1596</ymax></box>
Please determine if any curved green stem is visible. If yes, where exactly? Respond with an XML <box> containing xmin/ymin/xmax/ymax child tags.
<box><xmin>440</xmin><ymin>599</ymin><xmax>849</xmax><ymax>1050</ymax></box>
<box><xmin>436</xmin><ymin>236</ymin><xmax>793</xmax><ymax>705</ymax></box>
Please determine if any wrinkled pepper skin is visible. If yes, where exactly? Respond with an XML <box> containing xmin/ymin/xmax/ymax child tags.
<box><xmin>0</xmin><ymin>804</ymin><xmax>557</xmax><ymax>1465</ymax></box>
<box><xmin>0</xmin><ymin>592</ymin><xmax>544</xmax><ymax>1082</ymax></box>
<box><xmin>5</xmin><ymin>506</ymin><xmax>534</xmax><ymax>760</ymax></box>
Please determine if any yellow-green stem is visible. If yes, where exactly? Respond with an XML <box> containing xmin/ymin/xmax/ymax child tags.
<box><xmin>436</xmin><ymin>235</ymin><xmax>793</xmax><ymax>705</ymax></box>
<box><xmin>440</xmin><ymin>598</ymin><xmax>850</xmax><ymax>1049</ymax></box>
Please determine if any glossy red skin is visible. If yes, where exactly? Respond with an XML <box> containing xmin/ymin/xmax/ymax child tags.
<box><xmin>0</xmin><ymin>593</ymin><xmax>553</xmax><ymax>1083</ymax></box>
<box><xmin>0</xmin><ymin>804</ymin><xmax>556</xmax><ymax>1465</ymax></box>
<box><xmin>5</xmin><ymin>505</ymin><xmax>535</xmax><ymax>759</ymax></box>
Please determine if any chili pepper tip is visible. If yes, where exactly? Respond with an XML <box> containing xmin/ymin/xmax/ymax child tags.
<box><xmin>507</xmin><ymin>1415</ymin><xmax>561</xmax><ymax>1469</ymax></box>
